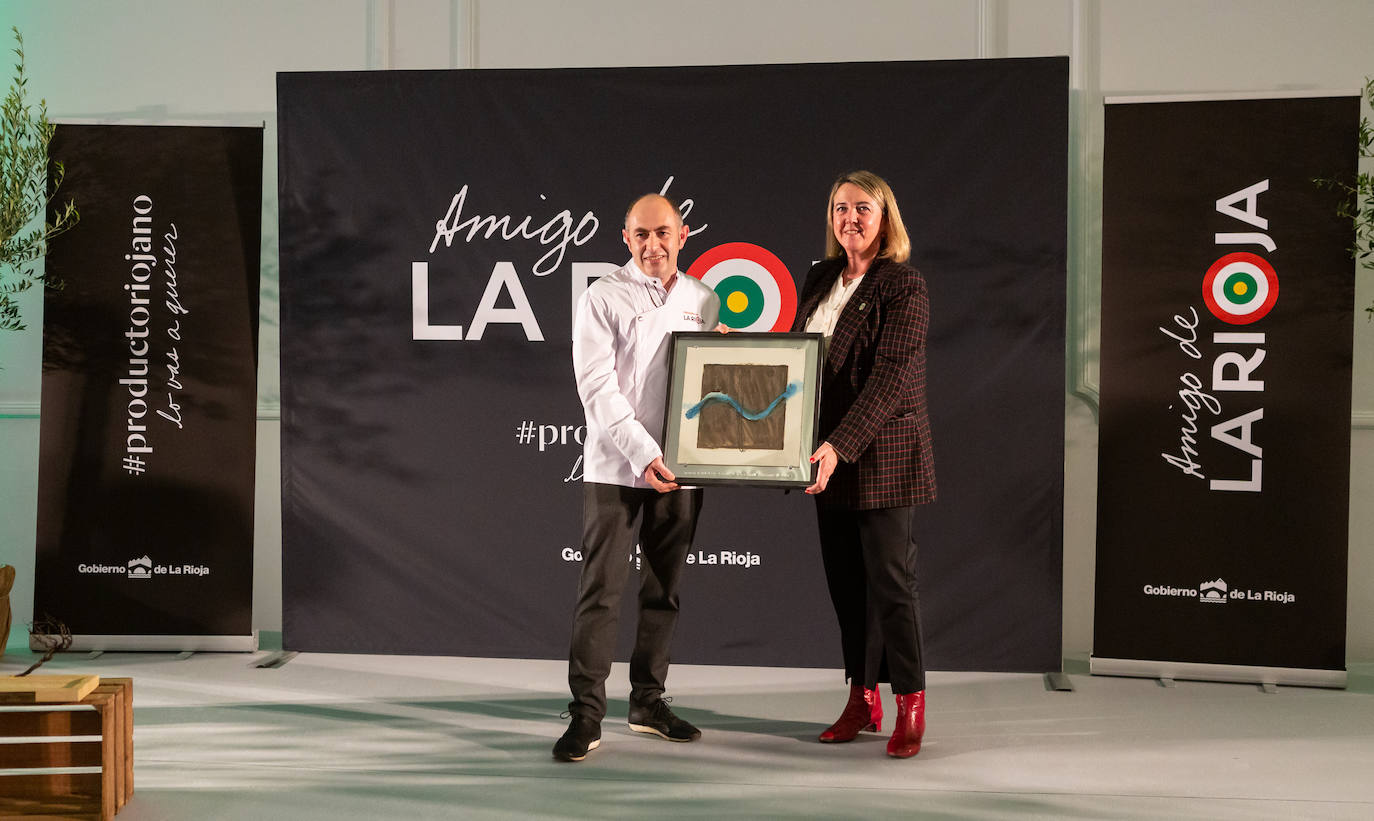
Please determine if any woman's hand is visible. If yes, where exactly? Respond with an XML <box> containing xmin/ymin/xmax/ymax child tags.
<box><xmin>805</xmin><ymin>441</ymin><xmax>838</xmax><ymax>494</ymax></box>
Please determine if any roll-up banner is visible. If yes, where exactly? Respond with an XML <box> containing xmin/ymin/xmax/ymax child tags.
<box><xmin>1093</xmin><ymin>94</ymin><xmax>1359</xmax><ymax>687</ymax></box>
<box><xmin>33</xmin><ymin>123</ymin><xmax>263</xmax><ymax>652</ymax></box>
<box><xmin>278</xmin><ymin>59</ymin><xmax>1068</xmax><ymax>671</ymax></box>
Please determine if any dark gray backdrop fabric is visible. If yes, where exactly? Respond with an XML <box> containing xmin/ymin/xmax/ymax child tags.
<box><xmin>278</xmin><ymin>58</ymin><xmax>1066</xmax><ymax>671</ymax></box>
<box><xmin>1094</xmin><ymin>96</ymin><xmax>1357</xmax><ymax>672</ymax></box>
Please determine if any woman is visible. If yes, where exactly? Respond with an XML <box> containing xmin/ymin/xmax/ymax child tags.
<box><xmin>792</xmin><ymin>170</ymin><xmax>936</xmax><ymax>758</ymax></box>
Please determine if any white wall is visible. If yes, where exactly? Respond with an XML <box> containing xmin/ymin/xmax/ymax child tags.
<box><xmin>1</xmin><ymin>0</ymin><xmax>1371</xmax><ymax>661</ymax></box>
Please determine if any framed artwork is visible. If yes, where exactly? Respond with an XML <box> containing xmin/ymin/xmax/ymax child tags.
<box><xmin>662</xmin><ymin>332</ymin><xmax>823</xmax><ymax>487</ymax></box>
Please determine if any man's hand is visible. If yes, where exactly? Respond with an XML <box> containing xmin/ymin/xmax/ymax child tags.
<box><xmin>644</xmin><ymin>456</ymin><xmax>680</xmax><ymax>493</ymax></box>
<box><xmin>714</xmin><ymin>323</ymin><xmax>731</xmax><ymax>333</ymax></box>
<box><xmin>804</xmin><ymin>442</ymin><xmax>838</xmax><ymax>495</ymax></box>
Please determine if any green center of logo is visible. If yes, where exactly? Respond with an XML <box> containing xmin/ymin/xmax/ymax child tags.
<box><xmin>716</xmin><ymin>274</ymin><xmax>765</xmax><ymax>327</ymax></box>
<box><xmin>1224</xmin><ymin>272</ymin><xmax>1257</xmax><ymax>305</ymax></box>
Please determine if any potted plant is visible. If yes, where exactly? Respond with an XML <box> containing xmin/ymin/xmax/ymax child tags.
<box><xmin>2</xmin><ymin>26</ymin><xmax>78</xmax><ymax>334</ymax></box>
<box><xmin>1316</xmin><ymin>77</ymin><xmax>1373</xmax><ymax>319</ymax></box>
<box><xmin>2</xmin><ymin>27</ymin><xmax>77</xmax><ymax>659</ymax></box>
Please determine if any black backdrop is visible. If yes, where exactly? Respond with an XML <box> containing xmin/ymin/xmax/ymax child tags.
<box><xmin>278</xmin><ymin>58</ymin><xmax>1067</xmax><ymax>670</ymax></box>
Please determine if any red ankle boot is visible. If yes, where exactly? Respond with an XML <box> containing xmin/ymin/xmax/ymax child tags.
<box><xmin>886</xmin><ymin>690</ymin><xmax>925</xmax><ymax>758</ymax></box>
<box><xmin>818</xmin><ymin>683</ymin><xmax>882</xmax><ymax>743</ymax></box>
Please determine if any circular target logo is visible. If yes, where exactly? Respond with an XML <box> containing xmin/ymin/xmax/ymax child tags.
<box><xmin>1203</xmin><ymin>252</ymin><xmax>1278</xmax><ymax>325</ymax></box>
<box><xmin>686</xmin><ymin>242</ymin><xmax>796</xmax><ymax>332</ymax></box>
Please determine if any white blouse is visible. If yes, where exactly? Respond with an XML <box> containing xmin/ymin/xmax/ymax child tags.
<box><xmin>805</xmin><ymin>271</ymin><xmax>864</xmax><ymax>338</ymax></box>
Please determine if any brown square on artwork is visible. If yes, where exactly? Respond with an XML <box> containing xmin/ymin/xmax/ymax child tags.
<box><xmin>696</xmin><ymin>364</ymin><xmax>788</xmax><ymax>450</ymax></box>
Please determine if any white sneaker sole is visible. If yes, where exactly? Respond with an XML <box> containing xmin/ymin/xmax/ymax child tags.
<box><xmin>557</xmin><ymin>737</ymin><xmax>600</xmax><ymax>762</ymax></box>
<box><xmin>627</xmin><ymin>723</ymin><xmax>698</xmax><ymax>742</ymax></box>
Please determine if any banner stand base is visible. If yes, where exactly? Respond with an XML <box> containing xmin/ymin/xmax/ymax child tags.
<box><xmin>1043</xmin><ymin>672</ymin><xmax>1075</xmax><ymax>692</ymax></box>
<box><xmin>29</xmin><ymin>631</ymin><xmax>259</xmax><ymax>654</ymax></box>
<box><xmin>1090</xmin><ymin>656</ymin><xmax>1346</xmax><ymax>689</ymax></box>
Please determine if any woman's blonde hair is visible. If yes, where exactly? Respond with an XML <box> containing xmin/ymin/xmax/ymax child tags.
<box><xmin>824</xmin><ymin>170</ymin><xmax>911</xmax><ymax>263</ymax></box>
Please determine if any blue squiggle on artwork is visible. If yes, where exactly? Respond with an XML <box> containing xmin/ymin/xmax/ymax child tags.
<box><xmin>685</xmin><ymin>381</ymin><xmax>801</xmax><ymax>421</ymax></box>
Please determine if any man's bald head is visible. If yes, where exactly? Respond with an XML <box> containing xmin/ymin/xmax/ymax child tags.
<box><xmin>624</xmin><ymin>194</ymin><xmax>683</xmax><ymax>229</ymax></box>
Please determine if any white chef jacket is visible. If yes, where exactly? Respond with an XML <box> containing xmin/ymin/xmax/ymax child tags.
<box><xmin>573</xmin><ymin>260</ymin><xmax>721</xmax><ymax>489</ymax></box>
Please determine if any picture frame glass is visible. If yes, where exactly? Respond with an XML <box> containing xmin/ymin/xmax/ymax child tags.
<box><xmin>663</xmin><ymin>332</ymin><xmax>823</xmax><ymax>487</ymax></box>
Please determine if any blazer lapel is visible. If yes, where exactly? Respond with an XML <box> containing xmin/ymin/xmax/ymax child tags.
<box><xmin>795</xmin><ymin>260</ymin><xmax>842</xmax><ymax>333</ymax></box>
<box><xmin>826</xmin><ymin>260</ymin><xmax>882</xmax><ymax>372</ymax></box>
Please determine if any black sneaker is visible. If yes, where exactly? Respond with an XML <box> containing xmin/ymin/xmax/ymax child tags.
<box><xmin>627</xmin><ymin>697</ymin><xmax>702</xmax><ymax>742</ymax></box>
<box><xmin>552</xmin><ymin>714</ymin><xmax>601</xmax><ymax>762</ymax></box>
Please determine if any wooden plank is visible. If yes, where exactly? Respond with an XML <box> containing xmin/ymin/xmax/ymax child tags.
<box><xmin>1</xmin><ymin>769</ymin><xmax>84</xmax><ymax>802</ymax></box>
<box><xmin>111</xmin><ymin>685</ymin><xmax>128</xmax><ymax>809</ymax></box>
<box><xmin>88</xmin><ymin>687</ymin><xmax>124</xmax><ymax>810</ymax></box>
<box><xmin>111</xmin><ymin>678</ymin><xmax>133</xmax><ymax>800</ymax></box>
<box><xmin>0</xmin><ymin>739</ymin><xmax>103</xmax><ymax>768</ymax></box>
<box><xmin>91</xmin><ymin>677</ymin><xmax>134</xmax><ymax>803</ymax></box>
<box><xmin>0</xmin><ymin>707</ymin><xmax>102</xmax><ymax>738</ymax></box>
<box><xmin>111</xmin><ymin>687</ymin><xmax>127</xmax><ymax>810</ymax></box>
<box><xmin>0</xmin><ymin>771</ymin><xmax>103</xmax><ymax>800</ymax></box>
<box><xmin>0</xmin><ymin>675</ymin><xmax>101</xmax><ymax>704</ymax></box>
<box><xmin>87</xmin><ymin>691</ymin><xmax>117</xmax><ymax>820</ymax></box>
<box><xmin>0</xmin><ymin>792</ymin><xmax>102</xmax><ymax>821</ymax></box>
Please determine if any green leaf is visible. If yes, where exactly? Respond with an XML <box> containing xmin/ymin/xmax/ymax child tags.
<box><xmin>0</xmin><ymin>26</ymin><xmax>79</xmax><ymax>335</ymax></box>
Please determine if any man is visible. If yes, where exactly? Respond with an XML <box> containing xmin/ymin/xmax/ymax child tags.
<box><xmin>554</xmin><ymin>194</ymin><xmax>720</xmax><ymax>762</ymax></box>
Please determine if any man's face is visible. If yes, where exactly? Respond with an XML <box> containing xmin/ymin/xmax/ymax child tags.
<box><xmin>623</xmin><ymin>197</ymin><xmax>688</xmax><ymax>282</ymax></box>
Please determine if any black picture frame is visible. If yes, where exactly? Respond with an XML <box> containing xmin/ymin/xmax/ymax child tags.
<box><xmin>662</xmin><ymin>331</ymin><xmax>823</xmax><ymax>488</ymax></box>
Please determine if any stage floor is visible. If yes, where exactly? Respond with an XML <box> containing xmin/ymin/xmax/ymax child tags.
<box><xmin>2</xmin><ymin>648</ymin><xmax>1372</xmax><ymax>819</ymax></box>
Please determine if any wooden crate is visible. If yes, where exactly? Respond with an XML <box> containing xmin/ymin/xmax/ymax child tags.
<box><xmin>0</xmin><ymin>677</ymin><xmax>133</xmax><ymax>819</ymax></box>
